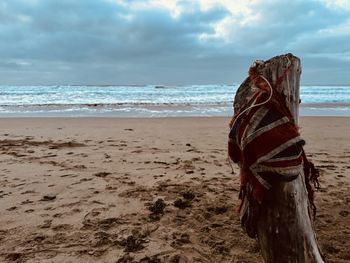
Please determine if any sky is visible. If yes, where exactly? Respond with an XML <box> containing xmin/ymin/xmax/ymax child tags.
<box><xmin>0</xmin><ymin>0</ymin><xmax>349</xmax><ymax>85</ymax></box>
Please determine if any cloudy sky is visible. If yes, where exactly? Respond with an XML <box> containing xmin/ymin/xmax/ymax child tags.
<box><xmin>0</xmin><ymin>0</ymin><xmax>349</xmax><ymax>85</ymax></box>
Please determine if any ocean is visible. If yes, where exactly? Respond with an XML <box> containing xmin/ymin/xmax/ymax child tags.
<box><xmin>0</xmin><ymin>85</ymin><xmax>349</xmax><ymax>117</ymax></box>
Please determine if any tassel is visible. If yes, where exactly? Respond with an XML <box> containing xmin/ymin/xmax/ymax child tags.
<box><xmin>302</xmin><ymin>150</ymin><xmax>320</xmax><ymax>218</ymax></box>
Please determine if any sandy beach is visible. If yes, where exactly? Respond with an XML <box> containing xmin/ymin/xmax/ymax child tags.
<box><xmin>0</xmin><ymin>117</ymin><xmax>349</xmax><ymax>263</ymax></box>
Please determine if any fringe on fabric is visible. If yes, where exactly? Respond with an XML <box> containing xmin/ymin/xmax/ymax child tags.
<box><xmin>302</xmin><ymin>150</ymin><xmax>320</xmax><ymax>218</ymax></box>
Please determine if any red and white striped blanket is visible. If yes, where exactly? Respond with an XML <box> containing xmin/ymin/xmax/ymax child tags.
<box><xmin>228</xmin><ymin>62</ymin><xmax>319</xmax><ymax>238</ymax></box>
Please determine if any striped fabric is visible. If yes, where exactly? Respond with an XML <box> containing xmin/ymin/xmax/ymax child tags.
<box><xmin>228</xmin><ymin>90</ymin><xmax>304</xmax><ymax>204</ymax></box>
<box><xmin>229</xmin><ymin>60</ymin><xmax>319</xmax><ymax>238</ymax></box>
<box><xmin>228</xmin><ymin>75</ymin><xmax>307</xmax><ymax>237</ymax></box>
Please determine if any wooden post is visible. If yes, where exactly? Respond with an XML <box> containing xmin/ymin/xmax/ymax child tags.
<box><xmin>234</xmin><ymin>54</ymin><xmax>324</xmax><ymax>262</ymax></box>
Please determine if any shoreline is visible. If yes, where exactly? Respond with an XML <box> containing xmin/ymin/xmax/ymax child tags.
<box><xmin>0</xmin><ymin>115</ymin><xmax>350</xmax><ymax>120</ymax></box>
<box><xmin>1</xmin><ymin>103</ymin><xmax>350</xmax><ymax>118</ymax></box>
<box><xmin>0</xmin><ymin>112</ymin><xmax>350</xmax><ymax>118</ymax></box>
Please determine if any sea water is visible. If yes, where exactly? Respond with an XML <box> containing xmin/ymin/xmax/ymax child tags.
<box><xmin>0</xmin><ymin>85</ymin><xmax>349</xmax><ymax>117</ymax></box>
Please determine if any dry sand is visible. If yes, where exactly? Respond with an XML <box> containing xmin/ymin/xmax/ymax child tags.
<box><xmin>0</xmin><ymin>117</ymin><xmax>349</xmax><ymax>263</ymax></box>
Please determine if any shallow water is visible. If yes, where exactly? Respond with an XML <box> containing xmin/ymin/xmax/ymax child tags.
<box><xmin>0</xmin><ymin>85</ymin><xmax>349</xmax><ymax>117</ymax></box>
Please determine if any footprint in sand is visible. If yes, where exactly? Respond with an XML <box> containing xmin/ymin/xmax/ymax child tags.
<box><xmin>94</xmin><ymin>172</ymin><xmax>111</xmax><ymax>178</ymax></box>
<box><xmin>52</xmin><ymin>224</ymin><xmax>74</xmax><ymax>231</ymax></box>
<box><xmin>40</xmin><ymin>219</ymin><xmax>52</xmax><ymax>228</ymax></box>
<box><xmin>21</xmin><ymin>199</ymin><xmax>34</xmax><ymax>205</ymax></box>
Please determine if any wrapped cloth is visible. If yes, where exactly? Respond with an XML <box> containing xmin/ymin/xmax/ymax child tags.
<box><xmin>228</xmin><ymin>63</ymin><xmax>319</xmax><ymax>238</ymax></box>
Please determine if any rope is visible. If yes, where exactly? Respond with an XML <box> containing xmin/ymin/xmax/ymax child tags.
<box><xmin>229</xmin><ymin>75</ymin><xmax>273</xmax><ymax>134</ymax></box>
<box><xmin>227</xmin><ymin>156</ymin><xmax>235</xmax><ymax>174</ymax></box>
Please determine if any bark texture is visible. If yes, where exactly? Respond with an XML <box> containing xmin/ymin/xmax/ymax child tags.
<box><xmin>234</xmin><ymin>53</ymin><xmax>324</xmax><ymax>263</ymax></box>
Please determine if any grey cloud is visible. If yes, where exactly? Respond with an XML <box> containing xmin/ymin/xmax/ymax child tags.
<box><xmin>0</xmin><ymin>0</ymin><xmax>228</xmax><ymax>62</ymax></box>
<box><xmin>0</xmin><ymin>0</ymin><xmax>349</xmax><ymax>85</ymax></box>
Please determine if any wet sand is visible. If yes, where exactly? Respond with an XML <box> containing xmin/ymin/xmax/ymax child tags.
<box><xmin>0</xmin><ymin>117</ymin><xmax>349</xmax><ymax>262</ymax></box>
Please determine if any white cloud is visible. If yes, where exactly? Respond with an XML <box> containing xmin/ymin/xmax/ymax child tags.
<box><xmin>149</xmin><ymin>0</ymin><xmax>183</xmax><ymax>17</ymax></box>
<box><xmin>322</xmin><ymin>0</ymin><xmax>350</xmax><ymax>10</ymax></box>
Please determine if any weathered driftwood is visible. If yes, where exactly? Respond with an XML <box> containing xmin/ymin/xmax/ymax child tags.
<box><xmin>234</xmin><ymin>54</ymin><xmax>324</xmax><ymax>262</ymax></box>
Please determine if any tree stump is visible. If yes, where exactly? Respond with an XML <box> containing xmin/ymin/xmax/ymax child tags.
<box><xmin>233</xmin><ymin>53</ymin><xmax>324</xmax><ymax>262</ymax></box>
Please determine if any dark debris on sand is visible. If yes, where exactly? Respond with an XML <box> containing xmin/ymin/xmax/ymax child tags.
<box><xmin>173</xmin><ymin>198</ymin><xmax>191</xmax><ymax>209</ymax></box>
<box><xmin>148</xmin><ymin>199</ymin><xmax>166</xmax><ymax>221</ymax></box>
<box><xmin>116</xmin><ymin>254</ymin><xmax>134</xmax><ymax>263</ymax></box>
<box><xmin>5</xmin><ymin>252</ymin><xmax>22</xmax><ymax>261</ymax></box>
<box><xmin>118</xmin><ymin>235</ymin><xmax>147</xmax><ymax>252</ymax></box>
<box><xmin>172</xmin><ymin>190</ymin><xmax>196</xmax><ymax>210</ymax></box>
<box><xmin>139</xmin><ymin>255</ymin><xmax>161</xmax><ymax>263</ymax></box>
<box><xmin>181</xmin><ymin>191</ymin><xmax>195</xmax><ymax>201</ymax></box>
<box><xmin>207</xmin><ymin>205</ymin><xmax>228</xmax><ymax>215</ymax></box>
<box><xmin>116</xmin><ymin>254</ymin><xmax>161</xmax><ymax>263</ymax></box>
